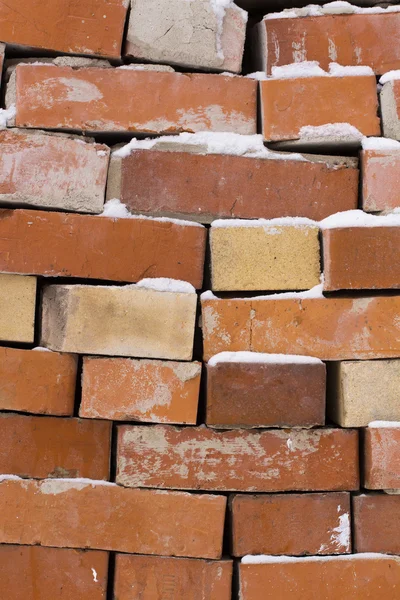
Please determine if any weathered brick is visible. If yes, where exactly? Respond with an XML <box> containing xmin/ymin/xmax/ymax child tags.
<box><xmin>0</xmin><ymin>347</ymin><xmax>77</xmax><ymax>416</ymax></box>
<box><xmin>10</xmin><ymin>63</ymin><xmax>257</xmax><ymax>134</ymax></box>
<box><xmin>206</xmin><ymin>353</ymin><xmax>326</xmax><ymax>428</ymax></box>
<box><xmin>353</xmin><ymin>494</ymin><xmax>400</xmax><ymax>554</ymax></box>
<box><xmin>0</xmin><ymin>478</ymin><xmax>226</xmax><ymax>559</ymax></box>
<box><xmin>116</xmin><ymin>425</ymin><xmax>359</xmax><ymax>492</ymax></box>
<box><xmin>0</xmin><ymin>129</ymin><xmax>109</xmax><ymax>213</ymax></box>
<box><xmin>114</xmin><ymin>554</ymin><xmax>232</xmax><ymax>600</ymax></box>
<box><xmin>201</xmin><ymin>294</ymin><xmax>400</xmax><ymax>361</ymax></box>
<box><xmin>210</xmin><ymin>221</ymin><xmax>320</xmax><ymax>291</ymax></box>
<box><xmin>0</xmin><ymin>209</ymin><xmax>206</xmax><ymax>288</ymax></box>
<box><xmin>327</xmin><ymin>360</ymin><xmax>400</xmax><ymax>427</ymax></box>
<box><xmin>230</xmin><ymin>492</ymin><xmax>351</xmax><ymax>556</ymax></box>
<box><xmin>239</xmin><ymin>554</ymin><xmax>400</xmax><ymax>600</ymax></box>
<box><xmin>0</xmin><ymin>545</ymin><xmax>108</xmax><ymax>600</ymax></box>
<box><xmin>80</xmin><ymin>357</ymin><xmax>201</xmax><ymax>424</ymax></box>
<box><xmin>381</xmin><ymin>79</ymin><xmax>400</xmax><ymax>140</ymax></box>
<box><xmin>0</xmin><ymin>0</ymin><xmax>128</xmax><ymax>57</ymax></box>
<box><xmin>362</xmin><ymin>147</ymin><xmax>400</xmax><ymax>212</ymax></box>
<box><xmin>0</xmin><ymin>274</ymin><xmax>36</xmax><ymax>343</ymax></box>
<box><xmin>41</xmin><ymin>283</ymin><xmax>197</xmax><ymax>359</ymax></box>
<box><xmin>0</xmin><ymin>413</ymin><xmax>111</xmax><ymax>479</ymax></box>
<box><xmin>364</xmin><ymin>424</ymin><xmax>400</xmax><ymax>491</ymax></box>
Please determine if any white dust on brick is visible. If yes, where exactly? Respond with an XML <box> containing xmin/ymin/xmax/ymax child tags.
<box><xmin>263</xmin><ymin>1</ymin><xmax>400</xmax><ymax>21</ymax></box>
<box><xmin>270</xmin><ymin>62</ymin><xmax>373</xmax><ymax>80</ymax></box>
<box><xmin>241</xmin><ymin>553</ymin><xmax>400</xmax><ymax>564</ymax></box>
<box><xmin>209</xmin><ymin>0</ymin><xmax>247</xmax><ymax>59</ymax></box>
<box><xmin>211</xmin><ymin>217</ymin><xmax>317</xmax><ymax>231</ymax></box>
<box><xmin>101</xmin><ymin>198</ymin><xmax>204</xmax><ymax>227</ymax></box>
<box><xmin>299</xmin><ymin>123</ymin><xmax>363</xmax><ymax>141</ymax></box>
<box><xmin>319</xmin><ymin>510</ymin><xmax>351</xmax><ymax>553</ymax></box>
<box><xmin>0</xmin><ymin>105</ymin><xmax>16</xmax><ymax>129</ymax></box>
<box><xmin>39</xmin><ymin>478</ymin><xmax>117</xmax><ymax>495</ymax></box>
<box><xmin>208</xmin><ymin>351</ymin><xmax>322</xmax><ymax>366</ymax></box>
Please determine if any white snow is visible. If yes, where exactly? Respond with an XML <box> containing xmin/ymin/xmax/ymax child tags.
<box><xmin>362</xmin><ymin>137</ymin><xmax>400</xmax><ymax>151</ymax></box>
<box><xmin>32</xmin><ymin>346</ymin><xmax>53</xmax><ymax>352</ymax></box>
<box><xmin>246</xmin><ymin>71</ymin><xmax>268</xmax><ymax>81</ymax></box>
<box><xmin>368</xmin><ymin>421</ymin><xmax>400</xmax><ymax>428</ymax></box>
<box><xmin>201</xmin><ymin>282</ymin><xmax>325</xmax><ymax>301</ymax></box>
<box><xmin>0</xmin><ymin>474</ymin><xmax>24</xmax><ymax>483</ymax></box>
<box><xmin>264</xmin><ymin>2</ymin><xmax>400</xmax><ymax>20</ymax></box>
<box><xmin>135</xmin><ymin>278</ymin><xmax>196</xmax><ymax>294</ymax></box>
<box><xmin>211</xmin><ymin>217</ymin><xmax>317</xmax><ymax>228</ymax></box>
<box><xmin>299</xmin><ymin>123</ymin><xmax>363</xmax><ymax>140</ymax></box>
<box><xmin>328</xmin><ymin>63</ymin><xmax>374</xmax><ymax>77</ymax></box>
<box><xmin>0</xmin><ymin>105</ymin><xmax>16</xmax><ymax>128</ymax></box>
<box><xmin>208</xmin><ymin>351</ymin><xmax>322</xmax><ymax>366</ymax></box>
<box><xmin>101</xmin><ymin>199</ymin><xmax>204</xmax><ymax>227</ymax></box>
<box><xmin>262</xmin><ymin>62</ymin><xmax>373</xmax><ymax>81</ymax></box>
<box><xmin>380</xmin><ymin>70</ymin><xmax>400</xmax><ymax>85</ymax></box>
<box><xmin>242</xmin><ymin>553</ymin><xmax>399</xmax><ymax>564</ymax></box>
<box><xmin>320</xmin><ymin>209</ymin><xmax>400</xmax><ymax>229</ymax></box>
<box><xmin>39</xmin><ymin>478</ymin><xmax>117</xmax><ymax>495</ymax></box>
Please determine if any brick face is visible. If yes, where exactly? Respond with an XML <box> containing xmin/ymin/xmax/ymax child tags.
<box><xmin>353</xmin><ymin>494</ymin><xmax>400</xmax><ymax>554</ymax></box>
<box><xmin>361</xmin><ymin>149</ymin><xmax>400</xmax><ymax>212</ymax></box>
<box><xmin>364</xmin><ymin>426</ymin><xmax>400</xmax><ymax>490</ymax></box>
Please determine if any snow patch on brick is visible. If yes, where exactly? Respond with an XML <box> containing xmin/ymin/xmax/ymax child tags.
<box><xmin>40</xmin><ymin>478</ymin><xmax>116</xmax><ymax>495</ymax></box>
<box><xmin>208</xmin><ymin>351</ymin><xmax>322</xmax><ymax>366</ymax></box>
<box><xmin>242</xmin><ymin>553</ymin><xmax>398</xmax><ymax>564</ymax></box>
<box><xmin>320</xmin><ymin>209</ymin><xmax>400</xmax><ymax>229</ymax></box>
<box><xmin>136</xmin><ymin>278</ymin><xmax>196</xmax><ymax>294</ymax></box>
<box><xmin>368</xmin><ymin>421</ymin><xmax>400</xmax><ymax>428</ymax></box>
<box><xmin>380</xmin><ymin>70</ymin><xmax>400</xmax><ymax>85</ymax></box>
<box><xmin>362</xmin><ymin>137</ymin><xmax>400</xmax><ymax>151</ymax></box>
<box><xmin>101</xmin><ymin>199</ymin><xmax>204</xmax><ymax>227</ymax></box>
<box><xmin>264</xmin><ymin>2</ymin><xmax>400</xmax><ymax>21</ymax></box>
<box><xmin>211</xmin><ymin>217</ymin><xmax>317</xmax><ymax>228</ymax></box>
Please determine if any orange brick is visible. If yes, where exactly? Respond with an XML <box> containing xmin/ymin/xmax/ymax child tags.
<box><xmin>80</xmin><ymin>357</ymin><xmax>201</xmax><ymax>424</ymax></box>
<box><xmin>353</xmin><ymin>494</ymin><xmax>400</xmax><ymax>554</ymax></box>
<box><xmin>0</xmin><ymin>347</ymin><xmax>77</xmax><ymax>416</ymax></box>
<box><xmin>11</xmin><ymin>63</ymin><xmax>257</xmax><ymax>135</ymax></box>
<box><xmin>364</xmin><ymin>425</ymin><xmax>400</xmax><ymax>490</ymax></box>
<box><xmin>0</xmin><ymin>478</ymin><xmax>226</xmax><ymax>559</ymax></box>
<box><xmin>116</xmin><ymin>425</ymin><xmax>359</xmax><ymax>492</ymax></box>
<box><xmin>0</xmin><ymin>0</ymin><xmax>128</xmax><ymax>57</ymax></box>
<box><xmin>362</xmin><ymin>148</ymin><xmax>400</xmax><ymax>212</ymax></box>
<box><xmin>114</xmin><ymin>554</ymin><xmax>232</xmax><ymax>600</ymax></box>
<box><xmin>0</xmin><ymin>208</ymin><xmax>206</xmax><ymax>288</ymax></box>
<box><xmin>0</xmin><ymin>413</ymin><xmax>111</xmax><ymax>479</ymax></box>
<box><xmin>201</xmin><ymin>294</ymin><xmax>400</xmax><ymax>361</ymax></box>
<box><xmin>381</xmin><ymin>79</ymin><xmax>400</xmax><ymax>140</ymax></box>
<box><xmin>230</xmin><ymin>492</ymin><xmax>351</xmax><ymax>556</ymax></box>
<box><xmin>0</xmin><ymin>545</ymin><xmax>108</xmax><ymax>600</ymax></box>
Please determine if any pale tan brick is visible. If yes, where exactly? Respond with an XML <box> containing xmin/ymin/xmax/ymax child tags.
<box><xmin>0</xmin><ymin>274</ymin><xmax>36</xmax><ymax>343</ymax></box>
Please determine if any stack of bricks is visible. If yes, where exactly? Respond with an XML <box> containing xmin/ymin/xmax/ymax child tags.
<box><xmin>1</xmin><ymin>0</ymin><xmax>400</xmax><ymax>598</ymax></box>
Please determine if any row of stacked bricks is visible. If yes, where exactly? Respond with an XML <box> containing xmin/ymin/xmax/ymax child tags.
<box><xmin>1</xmin><ymin>0</ymin><xmax>400</xmax><ymax>598</ymax></box>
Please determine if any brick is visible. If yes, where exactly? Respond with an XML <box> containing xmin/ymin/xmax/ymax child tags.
<box><xmin>206</xmin><ymin>353</ymin><xmax>326</xmax><ymax>428</ymax></box>
<box><xmin>0</xmin><ymin>0</ymin><xmax>128</xmax><ymax>58</ymax></box>
<box><xmin>362</xmin><ymin>148</ymin><xmax>400</xmax><ymax>212</ymax></box>
<box><xmin>201</xmin><ymin>294</ymin><xmax>400</xmax><ymax>361</ymax></box>
<box><xmin>0</xmin><ymin>43</ymin><xmax>4</xmax><ymax>87</ymax></box>
<box><xmin>0</xmin><ymin>274</ymin><xmax>36</xmax><ymax>343</ymax></box>
<box><xmin>10</xmin><ymin>63</ymin><xmax>257</xmax><ymax>135</ymax></box>
<box><xmin>80</xmin><ymin>357</ymin><xmax>201</xmax><ymax>424</ymax></box>
<box><xmin>0</xmin><ymin>478</ymin><xmax>226</xmax><ymax>559</ymax></box>
<box><xmin>0</xmin><ymin>545</ymin><xmax>108</xmax><ymax>600</ymax></box>
<box><xmin>0</xmin><ymin>346</ymin><xmax>77</xmax><ymax>416</ymax></box>
<box><xmin>327</xmin><ymin>360</ymin><xmax>400</xmax><ymax>427</ymax></box>
<box><xmin>116</xmin><ymin>425</ymin><xmax>359</xmax><ymax>492</ymax></box>
<box><xmin>239</xmin><ymin>554</ymin><xmax>400</xmax><ymax>600</ymax></box>
<box><xmin>0</xmin><ymin>129</ymin><xmax>109</xmax><ymax>213</ymax></box>
<box><xmin>380</xmin><ymin>80</ymin><xmax>400</xmax><ymax>140</ymax></box>
<box><xmin>108</xmin><ymin>142</ymin><xmax>359</xmax><ymax>223</ymax></box>
<box><xmin>260</xmin><ymin>75</ymin><xmax>380</xmax><ymax>145</ymax></box>
<box><xmin>230</xmin><ymin>492</ymin><xmax>351</xmax><ymax>556</ymax></box>
<box><xmin>114</xmin><ymin>554</ymin><xmax>232</xmax><ymax>600</ymax></box>
<box><xmin>0</xmin><ymin>208</ymin><xmax>206</xmax><ymax>288</ymax></box>
<box><xmin>125</xmin><ymin>0</ymin><xmax>247</xmax><ymax>73</ymax></box>
<box><xmin>0</xmin><ymin>413</ymin><xmax>111</xmax><ymax>479</ymax></box>
<box><xmin>41</xmin><ymin>284</ymin><xmax>197</xmax><ymax>359</ymax></box>
<box><xmin>364</xmin><ymin>425</ymin><xmax>400</xmax><ymax>491</ymax></box>
<box><xmin>353</xmin><ymin>494</ymin><xmax>400</xmax><ymax>554</ymax></box>
<box><xmin>210</xmin><ymin>222</ymin><xmax>320</xmax><ymax>291</ymax></box>
<box><xmin>257</xmin><ymin>11</ymin><xmax>400</xmax><ymax>75</ymax></box>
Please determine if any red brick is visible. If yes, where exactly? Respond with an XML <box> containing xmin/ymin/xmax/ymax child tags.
<box><xmin>231</xmin><ymin>492</ymin><xmax>351</xmax><ymax>557</ymax></box>
<box><xmin>0</xmin><ymin>129</ymin><xmax>109</xmax><ymax>213</ymax></box>
<box><xmin>260</xmin><ymin>75</ymin><xmax>379</xmax><ymax>143</ymax></box>
<box><xmin>0</xmin><ymin>478</ymin><xmax>226</xmax><ymax>559</ymax></box>
<box><xmin>362</xmin><ymin>148</ymin><xmax>400</xmax><ymax>212</ymax></box>
<box><xmin>114</xmin><ymin>554</ymin><xmax>232</xmax><ymax>600</ymax></box>
<box><xmin>11</xmin><ymin>64</ymin><xmax>257</xmax><ymax>134</ymax></box>
<box><xmin>0</xmin><ymin>208</ymin><xmax>206</xmax><ymax>288</ymax></box>
<box><xmin>239</xmin><ymin>554</ymin><xmax>400</xmax><ymax>600</ymax></box>
<box><xmin>0</xmin><ymin>347</ymin><xmax>77</xmax><ymax>416</ymax></box>
<box><xmin>0</xmin><ymin>0</ymin><xmax>128</xmax><ymax>57</ymax></box>
<box><xmin>0</xmin><ymin>413</ymin><xmax>111</xmax><ymax>480</ymax></box>
<box><xmin>201</xmin><ymin>295</ymin><xmax>400</xmax><ymax>361</ymax></box>
<box><xmin>0</xmin><ymin>545</ymin><xmax>108</xmax><ymax>600</ymax></box>
<box><xmin>80</xmin><ymin>357</ymin><xmax>201</xmax><ymax>424</ymax></box>
<box><xmin>258</xmin><ymin>12</ymin><xmax>400</xmax><ymax>75</ymax></box>
<box><xmin>116</xmin><ymin>425</ymin><xmax>359</xmax><ymax>492</ymax></box>
<box><xmin>364</xmin><ymin>425</ymin><xmax>400</xmax><ymax>491</ymax></box>
<box><xmin>109</xmin><ymin>147</ymin><xmax>358</xmax><ymax>222</ymax></box>
<box><xmin>323</xmin><ymin>225</ymin><xmax>400</xmax><ymax>291</ymax></box>
<box><xmin>353</xmin><ymin>494</ymin><xmax>400</xmax><ymax>554</ymax></box>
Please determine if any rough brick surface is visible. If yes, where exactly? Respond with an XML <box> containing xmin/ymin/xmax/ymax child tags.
<box><xmin>0</xmin><ymin>129</ymin><xmax>109</xmax><ymax>213</ymax></box>
<box><xmin>0</xmin><ymin>274</ymin><xmax>36</xmax><ymax>343</ymax></box>
<box><xmin>0</xmin><ymin>413</ymin><xmax>111</xmax><ymax>479</ymax></box>
<box><xmin>0</xmin><ymin>545</ymin><xmax>108</xmax><ymax>600</ymax></box>
<box><xmin>114</xmin><ymin>554</ymin><xmax>232</xmax><ymax>600</ymax></box>
<box><xmin>0</xmin><ymin>347</ymin><xmax>77</xmax><ymax>416</ymax></box>
<box><xmin>353</xmin><ymin>494</ymin><xmax>400</xmax><ymax>554</ymax></box>
<box><xmin>116</xmin><ymin>425</ymin><xmax>359</xmax><ymax>492</ymax></box>
<box><xmin>362</xmin><ymin>148</ymin><xmax>400</xmax><ymax>212</ymax></box>
<box><xmin>0</xmin><ymin>478</ymin><xmax>226</xmax><ymax>559</ymax></box>
<box><xmin>201</xmin><ymin>295</ymin><xmax>400</xmax><ymax>361</ymax></box>
<box><xmin>0</xmin><ymin>209</ymin><xmax>206</xmax><ymax>287</ymax></box>
<box><xmin>108</xmin><ymin>149</ymin><xmax>359</xmax><ymax>222</ymax></box>
<box><xmin>327</xmin><ymin>360</ymin><xmax>400</xmax><ymax>427</ymax></box>
<box><xmin>380</xmin><ymin>80</ymin><xmax>400</xmax><ymax>140</ymax></box>
<box><xmin>41</xmin><ymin>284</ymin><xmax>197</xmax><ymax>360</ymax></box>
<box><xmin>364</xmin><ymin>426</ymin><xmax>400</xmax><ymax>490</ymax></box>
<box><xmin>11</xmin><ymin>64</ymin><xmax>257</xmax><ymax>134</ymax></box>
<box><xmin>0</xmin><ymin>0</ymin><xmax>128</xmax><ymax>57</ymax></box>
<box><xmin>80</xmin><ymin>357</ymin><xmax>201</xmax><ymax>424</ymax></box>
<box><xmin>206</xmin><ymin>358</ymin><xmax>326</xmax><ymax>428</ymax></box>
<box><xmin>230</xmin><ymin>492</ymin><xmax>351</xmax><ymax>556</ymax></box>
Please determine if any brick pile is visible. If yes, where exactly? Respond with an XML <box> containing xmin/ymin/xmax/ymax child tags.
<box><xmin>0</xmin><ymin>0</ymin><xmax>400</xmax><ymax>598</ymax></box>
